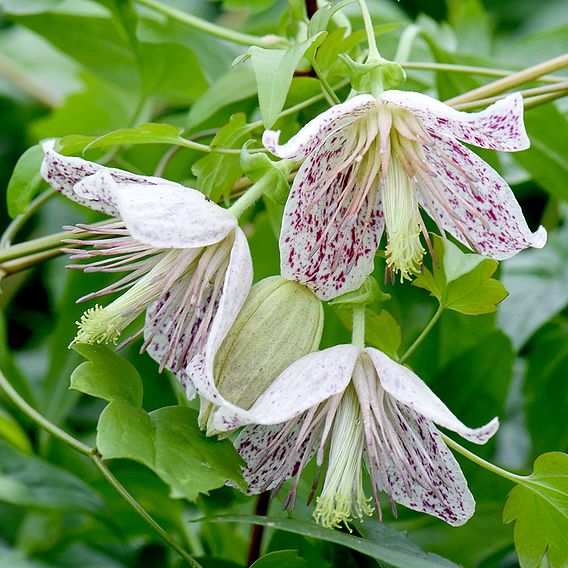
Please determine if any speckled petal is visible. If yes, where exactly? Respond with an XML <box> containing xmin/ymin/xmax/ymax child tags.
<box><xmin>280</xmin><ymin>137</ymin><xmax>385</xmax><ymax>300</ymax></box>
<box><xmin>236</xmin><ymin>422</ymin><xmax>317</xmax><ymax>493</ymax></box>
<box><xmin>211</xmin><ymin>344</ymin><xmax>360</xmax><ymax>431</ymax></box>
<box><xmin>187</xmin><ymin>228</ymin><xmax>253</xmax><ymax>403</ymax></box>
<box><xmin>374</xmin><ymin>405</ymin><xmax>475</xmax><ymax>526</ymax></box>
<box><xmin>262</xmin><ymin>94</ymin><xmax>376</xmax><ymax>159</ymax></box>
<box><xmin>40</xmin><ymin>140</ymin><xmax>176</xmax><ymax>215</ymax></box>
<box><xmin>365</xmin><ymin>348</ymin><xmax>498</xmax><ymax>444</ymax></box>
<box><xmin>419</xmin><ymin>136</ymin><xmax>546</xmax><ymax>260</ymax></box>
<box><xmin>116</xmin><ymin>184</ymin><xmax>237</xmax><ymax>249</ymax></box>
<box><xmin>381</xmin><ymin>91</ymin><xmax>529</xmax><ymax>151</ymax></box>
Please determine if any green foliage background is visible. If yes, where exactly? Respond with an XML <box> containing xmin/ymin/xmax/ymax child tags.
<box><xmin>0</xmin><ymin>0</ymin><xmax>567</xmax><ymax>567</ymax></box>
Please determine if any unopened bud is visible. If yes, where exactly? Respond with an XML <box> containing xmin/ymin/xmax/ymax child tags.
<box><xmin>200</xmin><ymin>276</ymin><xmax>324</xmax><ymax>432</ymax></box>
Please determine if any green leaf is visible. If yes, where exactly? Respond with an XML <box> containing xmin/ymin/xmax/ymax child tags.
<box><xmin>70</xmin><ymin>344</ymin><xmax>143</xmax><ymax>407</ymax></box>
<box><xmin>513</xmin><ymin>105</ymin><xmax>568</xmax><ymax>201</ymax></box>
<box><xmin>70</xmin><ymin>345</ymin><xmax>245</xmax><ymax>500</ymax></box>
<box><xmin>57</xmin><ymin>122</ymin><xmax>189</xmax><ymax>156</ymax></box>
<box><xmin>0</xmin><ymin>440</ymin><xmax>103</xmax><ymax>513</ymax></box>
<box><xmin>307</xmin><ymin>0</ymin><xmax>353</xmax><ymax>36</ymax></box>
<box><xmin>250</xmin><ymin>551</ymin><xmax>308</xmax><ymax>568</ymax></box>
<box><xmin>97</xmin><ymin>403</ymin><xmax>246</xmax><ymax>500</ymax></box>
<box><xmin>6</xmin><ymin>144</ymin><xmax>44</xmax><ymax>218</ymax></box>
<box><xmin>0</xmin><ymin>0</ymin><xmax>62</xmax><ymax>16</ymax></box>
<box><xmin>187</xmin><ymin>64</ymin><xmax>257</xmax><ymax>129</ymax></box>
<box><xmin>413</xmin><ymin>235</ymin><xmax>508</xmax><ymax>315</ymax></box>
<box><xmin>328</xmin><ymin>276</ymin><xmax>390</xmax><ymax>307</ymax></box>
<box><xmin>192</xmin><ymin>113</ymin><xmax>250</xmax><ymax>201</ymax></box>
<box><xmin>200</xmin><ymin>515</ymin><xmax>459</xmax><ymax>568</ymax></box>
<box><xmin>249</xmin><ymin>34</ymin><xmax>326</xmax><ymax>128</ymax></box>
<box><xmin>497</xmin><ymin>212</ymin><xmax>568</xmax><ymax>350</ymax></box>
<box><xmin>504</xmin><ymin>453</ymin><xmax>568</xmax><ymax>568</ymax></box>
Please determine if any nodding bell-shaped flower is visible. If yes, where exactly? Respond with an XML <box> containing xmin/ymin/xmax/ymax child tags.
<box><xmin>41</xmin><ymin>141</ymin><xmax>252</xmax><ymax>394</ymax></box>
<box><xmin>212</xmin><ymin>345</ymin><xmax>498</xmax><ymax>528</ymax></box>
<box><xmin>191</xmin><ymin>276</ymin><xmax>324</xmax><ymax>435</ymax></box>
<box><xmin>263</xmin><ymin>91</ymin><xmax>546</xmax><ymax>299</ymax></box>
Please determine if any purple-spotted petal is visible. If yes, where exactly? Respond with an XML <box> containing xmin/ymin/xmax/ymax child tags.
<box><xmin>381</xmin><ymin>91</ymin><xmax>529</xmax><ymax>151</ymax></box>
<box><xmin>40</xmin><ymin>140</ymin><xmax>176</xmax><ymax>215</ymax></box>
<box><xmin>365</xmin><ymin>348</ymin><xmax>498</xmax><ymax>444</ymax></box>
<box><xmin>280</xmin><ymin>138</ymin><xmax>385</xmax><ymax>300</ymax></box>
<box><xmin>236</xmin><ymin>423</ymin><xmax>317</xmax><ymax>494</ymax></box>
<box><xmin>262</xmin><ymin>94</ymin><xmax>376</xmax><ymax>159</ymax></box>
<box><xmin>419</xmin><ymin>135</ymin><xmax>546</xmax><ymax>259</ymax></box>
<box><xmin>116</xmin><ymin>183</ymin><xmax>237</xmax><ymax>249</ymax></box>
<box><xmin>374</xmin><ymin>405</ymin><xmax>475</xmax><ymax>526</ymax></box>
<box><xmin>211</xmin><ymin>345</ymin><xmax>360</xmax><ymax>431</ymax></box>
<box><xmin>187</xmin><ymin>228</ymin><xmax>253</xmax><ymax>404</ymax></box>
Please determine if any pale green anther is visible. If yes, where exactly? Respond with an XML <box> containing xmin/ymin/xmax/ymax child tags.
<box><xmin>200</xmin><ymin>276</ymin><xmax>324</xmax><ymax>432</ymax></box>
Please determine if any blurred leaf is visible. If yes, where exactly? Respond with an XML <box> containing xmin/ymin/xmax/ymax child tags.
<box><xmin>413</xmin><ymin>236</ymin><xmax>508</xmax><ymax>315</ymax></box>
<box><xmin>0</xmin><ymin>407</ymin><xmax>32</xmax><ymax>454</ymax></box>
<box><xmin>6</xmin><ymin>144</ymin><xmax>44</xmax><ymax>218</ymax></box>
<box><xmin>192</xmin><ymin>113</ymin><xmax>250</xmax><ymax>201</ymax></box>
<box><xmin>187</xmin><ymin>64</ymin><xmax>257</xmax><ymax>129</ymax></box>
<box><xmin>513</xmin><ymin>105</ymin><xmax>568</xmax><ymax>201</ymax></box>
<box><xmin>70</xmin><ymin>343</ymin><xmax>143</xmax><ymax>407</ymax></box>
<box><xmin>248</xmin><ymin>34</ymin><xmax>326</xmax><ymax>128</ymax></box>
<box><xmin>0</xmin><ymin>0</ymin><xmax>62</xmax><ymax>15</ymax></box>
<box><xmin>504</xmin><ymin>452</ymin><xmax>568</xmax><ymax>568</ymax></box>
<box><xmin>498</xmin><ymin>215</ymin><xmax>568</xmax><ymax>350</ymax></box>
<box><xmin>70</xmin><ymin>345</ymin><xmax>245</xmax><ymax>500</ymax></box>
<box><xmin>202</xmin><ymin>515</ymin><xmax>459</xmax><ymax>568</ymax></box>
<box><xmin>446</xmin><ymin>0</ymin><xmax>492</xmax><ymax>55</ymax></box>
<box><xmin>524</xmin><ymin>323</ymin><xmax>568</xmax><ymax>455</ymax></box>
<box><xmin>0</xmin><ymin>440</ymin><xmax>103</xmax><ymax>513</ymax></box>
<box><xmin>98</xmin><ymin>403</ymin><xmax>246</xmax><ymax>500</ymax></box>
<box><xmin>250</xmin><ymin>550</ymin><xmax>308</xmax><ymax>568</ymax></box>
<box><xmin>308</xmin><ymin>0</ymin><xmax>353</xmax><ymax>36</ymax></box>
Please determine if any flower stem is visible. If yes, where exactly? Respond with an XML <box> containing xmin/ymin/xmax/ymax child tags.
<box><xmin>0</xmin><ymin>368</ymin><xmax>202</xmax><ymax>567</ymax></box>
<box><xmin>247</xmin><ymin>492</ymin><xmax>271</xmax><ymax>565</ymax></box>
<box><xmin>228</xmin><ymin>177</ymin><xmax>271</xmax><ymax>219</ymax></box>
<box><xmin>441</xmin><ymin>433</ymin><xmax>525</xmax><ymax>485</ymax></box>
<box><xmin>356</xmin><ymin>0</ymin><xmax>381</xmax><ymax>61</ymax></box>
<box><xmin>399</xmin><ymin>303</ymin><xmax>444</xmax><ymax>363</ymax></box>
<box><xmin>135</xmin><ymin>0</ymin><xmax>281</xmax><ymax>48</ymax></box>
<box><xmin>445</xmin><ymin>53</ymin><xmax>568</xmax><ymax>106</ymax></box>
<box><xmin>311</xmin><ymin>57</ymin><xmax>341</xmax><ymax>105</ymax></box>
<box><xmin>351</xmin><ymin>305</ymin><xmax>366</xmax><ymax>348</ymax></box>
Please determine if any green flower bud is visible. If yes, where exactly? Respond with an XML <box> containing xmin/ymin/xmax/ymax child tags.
<box><xmin>339</xmin><ymin>54</ymin><xmax>406</xmax><ymax>96</ymax></box>
<box><xmin>200</xmin><ymin>276</ymin><xmax>324</xmax><ymax>433</ymax></box>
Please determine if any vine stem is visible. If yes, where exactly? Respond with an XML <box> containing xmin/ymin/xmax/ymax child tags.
<box><xmin>0</xmin><ymin>368</ymin><xmax>202</xmax><ymax>568</ymax></box>
<box><xmin>399</xmin><ymin>303</ymin><xmax>444</xmax><ymax>363</ymax></box>
<box><xmin>401</xmin><ymin>61</ymin><xmax>567</xmax><ymax>84</ymax></box>
<box><xmin>311</xmin><ymin>57</ymin><xmax>341</xmax><ymax>105</ymax></box>
<box><xmin>352</xmin><ymin>305</ymin><xmax>366</xmax><ymax>348</ymax></box>
<box><xmin>356</xmin><ymin>0</ymin><xmax>381</xmax><ymax>61</ymax></box>
<box><xmin>247</xmin><ymin>492</ymin><xmax>271</xmax><ymax>565</ymax></box>
<box><xmin>445</xmin><ymin>52</ymin><xmax>568</xmax><ymax>106</ymax></box>
<box><xmin>135</xmin><ymin>0</ymin><xmax>282</xmax><ymax>48</ymax></box>
<box><xmin>441</xmin><ymin>434</ymin><xmax>526</xmax><ymax>485</ymax></box>
<box><xmin>228</xmin><ymin>177</ymin><xmax>271</xmax><ymax>219</ymax></box>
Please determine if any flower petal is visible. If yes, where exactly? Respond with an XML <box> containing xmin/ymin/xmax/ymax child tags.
<box><xmin>236</xmin><ymin>422</ymin><xmax>317</xmax><ymax>494</ymax></box>
<box><xmin>116</xmin><ymin>183</ymin><xmax>236</xmax><ymax>249</ymax></box>
<box><xmin>381</xmin><ymin>91</ymin><xmax>529</xmax><ymax>151</ymax></box>
<box><xmin>210</xmin><ymin>345</ymin><xmax>360</xmax><ymax>432</ymax></box>
<box><xmin>373</xmin><ymin>405</ymin><xmax>475</xmax><ymax>526</ymax></box>
<box><xmin>40</xmin><ymin>141</ymin><xmax>175</xmax><ymax>215</ymax></box>
<box><xmin>418</xmin><ymin>136</ymin><xmax>546</xmax><ymax>260</ymax></box>
<box><xmin>262</xmin><ymin>94</ymin><xmax>376</xmax><ymax>159</ymax></box>
<box><xmin>365</xmin><ymin>348</ymin><xmax>498</xmax><ymax>444</ymax></box>
<box><xmin>280</xmin><ymin>137</ymin><xmax>385</xmax><ymax>300</ymax></box>
<box><xmin>186</xmin><ymin>228</ymin><xmax>253</xmax><ymax>404</ymax></box>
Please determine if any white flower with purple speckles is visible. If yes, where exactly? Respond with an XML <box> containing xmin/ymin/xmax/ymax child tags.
<box><xmin>263</xmin><ymin>91</ymin><xmax>546</xmax><ymax>299</ymax></box>
<box><xmin>211</xmin><ymin>345</ymin><xmax>498</xmax><ymax>527</ymax></box>
<box><xmin>41</xmin><ymin>141</ymin><xmax>252</xmax><ymax>396</ymax></box>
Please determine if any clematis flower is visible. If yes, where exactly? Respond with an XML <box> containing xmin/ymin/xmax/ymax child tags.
<box><xmin>263</xmin><ymin>91</ymin><xmax>546</xmax><ymax>299</ymax></box>
<box><xmin>41</xmin><ymin>141</ymin><xmax>252</xmax><ymax>394</ymax></box>
<box><xmin>211</xmin><ymin>345</ymin><xmax>498</xmax><ymax>527</ymax></box>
